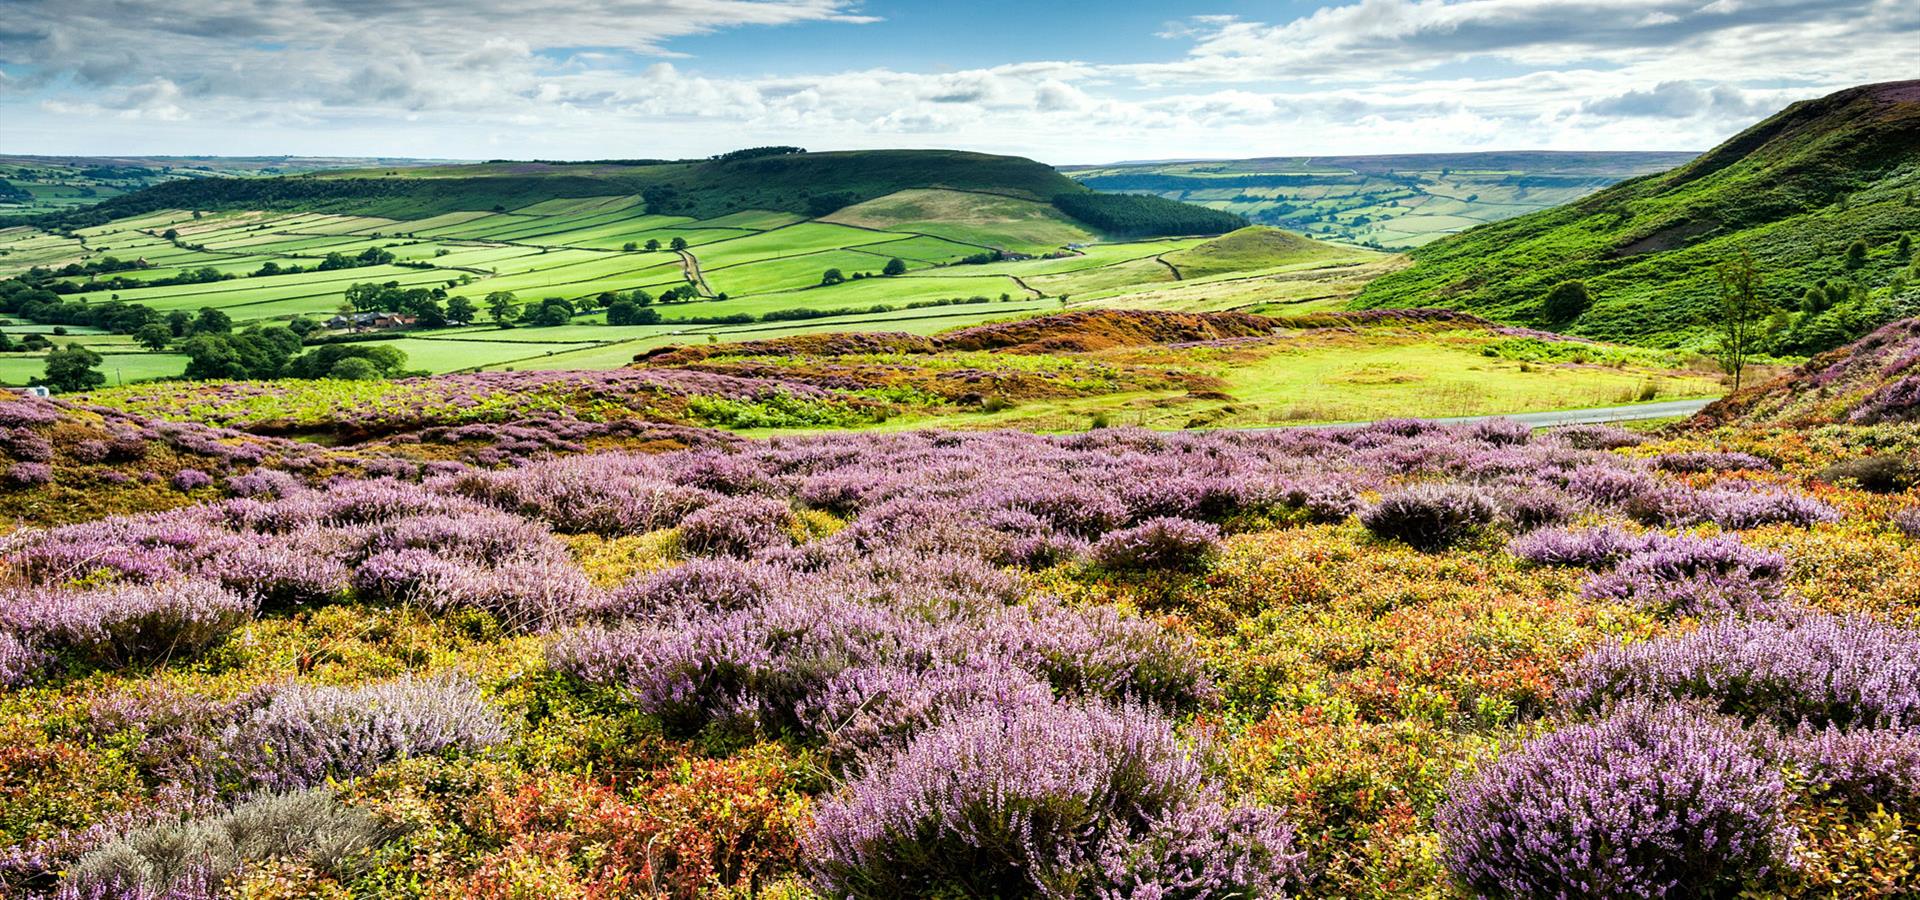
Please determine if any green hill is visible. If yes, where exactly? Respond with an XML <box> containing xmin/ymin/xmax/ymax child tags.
<box><xmin>1355</xmin><ymin>81</ymin><xmax>1920</xmax><ymax>350</ymax></box>
<box><xmin>1162</xmin><ymin>226</ymin><xmax>1349</xmax><ymax>278</ymax></box>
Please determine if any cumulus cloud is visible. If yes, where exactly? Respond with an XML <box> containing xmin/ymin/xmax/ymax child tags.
<box><xmin>0</xmin><ymin>0</ymin><xmax>1912</xmax><ymax>160</ymax></box>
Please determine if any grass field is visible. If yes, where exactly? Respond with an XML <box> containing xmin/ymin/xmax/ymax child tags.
<box><xmin>1</xmin><ymin>181</ymin><xmax>1363</xmax><ymax>384</ymax></box>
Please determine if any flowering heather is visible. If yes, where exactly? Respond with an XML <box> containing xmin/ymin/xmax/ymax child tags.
<box><xmin>445</xmin><ymin>453</ymin><xmax>720</xmax><ymax>535</ymax></box>
<box><xmin>1361</xmin><ymin>483</ymin><xmax>1497</xmax><ymax>551</ymax></box>
<box><xmin>1469</xmin><ymin>417</ymin><xmax>1534</xmax><ymax>446</ymax></box>
<box><xmin>676</xmin><ymin>495</ymin><xmax>795</xmax><ymax>557</ymax></box>
<box><xmin>1651</xmin><ymin>450</ymin><xmax>1773</xmax><ymax>473</ymax></box>
<box><xmin>1898</xmin><ymin>505</ymin><xmax>1920</xmax><ymax>539</ymax></box>
<box><xmin>807</xmin><ymin>701</ymin><xmax>1302</xmax><ymax>899</ymax></box>
<box><xmin>599</xmin><ymin>557</ymin><xmax>781</xmax><ymax>619</ymax></box>
<box><xmin>1784</xmin><ymin>726</ymin><xmax>1920</xmax><ymax>815</ymax></box>
<box><xmin>0</xmin><ymin>580</ymin><xmax>254</xmax><ymax>668</ymax></box>
<box><xmin>1581</xmin><ymin>533</ymin><xmax>1789</xmax><ymax>617</ymax></box>
<box><xmin>0</xmin><ymin>630</ymin><xmax>47</xmax><ymax>688</ymax></box>
<box><xmin>1565</xmin><ymin>614</ymin><xmax>1920</xmax><ymax>730</ymax></box>
<box><xmin>1634</xmin><ymin>485</ymin><xmax>1840</xmax><ymax>530</ymax></box>
<box><xmin>1437</xmin><ymin>702</ymin><xmax>1791</xmax><ymax>899</ymax></box>
<box><xmin>1509</xmin><ymin>526</ymin><xmax>1647</xmax><ymax>568</ymax></box>
<box><xmin>218</xmin><ymin>676</ymin><xmax>506</xmax><ymax>791</ymax></box>
<box><xmin>1089</xmin><ymin>516</ymin><xmax>1222</xmax><ymax>572</ymax></box>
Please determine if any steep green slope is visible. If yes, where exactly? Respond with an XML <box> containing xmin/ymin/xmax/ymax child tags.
<box><xmin>1162</xmin><ymin>226</ymin><xmax>1349</xmax><ymax>278</ymax></box>
<box><xmin>1355</xmin><ymin>81</ymin><xmax>1920</xmax><ymax>349</ymax></box>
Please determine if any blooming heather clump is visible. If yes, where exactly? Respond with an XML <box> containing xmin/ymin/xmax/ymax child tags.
<box><xmin>170</xmin><ymin>469</ymin><xmax>214</xmax><ymax>492</ymax></box>
<box><xmin>1582</xmin><ymin>533</ymin><xmax>1788</xmax><ymax>618</ymax></box>
<box><xmin>1651</xmin><ymin>451</ymin><xmax>1772</xmax><ymax>473</ymax></box>
<box><xmin>218</xmin><ymin>677</ymin><xmax>506</xmax><ymax>791</ymax></box>
<box><xmin>1495</xmin><ymin>487</ymin><xmax>1574</xmax><ymax>531</ymax></box>
<box><xmin>1548</xmin><ymin>423</ymin><xmax>1643</xmax><ymax>450</ymax></box>
<box><xmin>1089</xmin><ymin>517</ymin><xmax>1221</xmax><ymax>573</ymax></box>
<box><xmin>676</xmin><ymin>496</ymin><xmax>795</xmax><ymax>557</ymax></box>
<box><xmin>1436</xmin><ymin>703</ymin><xmax>1791</xmax><ymax>899</ymax></box>
<box><xmin>1895</xmin><ymin>505</ymin><xmax>1920</xmax><ymax>539</ymax></box>
<box><xmin>6</xmin><ymin>462</ymin><xmax>52</xmax><ymax>488</ymax></box>
<box><xmin>1784</xmin><ymin>726</ymin><xmax>1920</xmax><ymax>815</ymax></box>
<box><xmin>0</xmin><ymin>580</ymin><xmax>255</xmax><ymax>668</ymax></box>
<box><xmin>0</xmin><ymin>630</ymin><xmax>47</xmax><ymax>688</ymax></box>
<box><xmin>1470</xmin><ymin>418</ymin><xmax>1533</xmax><ymax>446</ymax></box>
<box><xmin>807</xmin><ymin>702</ymin><xmax>1302</xmax><ymax>899</ymax></box>
<box><xmin>61</xmin><ymin>788</ymin><xmax>400</xmax><ymax>900</ymax></box>
<box><xmin>599</xmin><ymin>557</ymin><xmax>782</xmax><ymax>619</ymax></box>
<box><xmin>224</xmin><ymin>469</ymin><xmax>301</xmax><ymax>499</ymax></box>
<box><xmin>444</xmin><ymin>454</ymin><xmax>719</xmax><ymax>535</ymax></box>
<box><xmin>1361</xmin><ymin>483</ymin><xmax>1497</xmax><ymax>551</ymax></box>
<box><xmin>1635</xmin><ymin>486</ymin><xmax>1840</xmax><ymax>530</ymax></box>
<box><xmin>1559</xmin><ymin>464</ymin><xmax>1654</xmax><ymax>506</ymax></box>
<box><xmin>1565</xmin><ymin>614</ymin><xmax>1920</xmax><ymax>730</ymax></box>
<box><xmin>1508</xmin><ymin>526</ymin><xmax>1646</xmax><ymax>569</ymax></box>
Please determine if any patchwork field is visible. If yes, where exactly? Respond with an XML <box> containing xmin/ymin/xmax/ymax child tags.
<box><xmin>0</xmin><ymin>188</ymin><xmax>1361</xmax><ymax>384</ymax></box>
<box><xmin>1066</xmin><ymin>151</ymin><xmax>1696</xmax><ymax>249</ymax></box>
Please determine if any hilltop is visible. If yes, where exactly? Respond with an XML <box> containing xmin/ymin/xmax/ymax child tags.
<box><xmin>1356</xmin><ymin>81</ymin><xmax>1920</xmax><ymax>350</ymax></box>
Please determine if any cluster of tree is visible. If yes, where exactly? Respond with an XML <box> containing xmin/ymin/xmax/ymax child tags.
<box><xmin>0</xmin><ymin>179</ymin><xmax>31</xmax><ymax>203</ymax></box>
<box><xmin>317</xmin><ymin>247</ymin><xmax>395</xmax><ymax>270</ymax></box>
<box><xmin>711</xmin><ymin>147</ymin><xmax>806</xmax><ymax>163</ymax></box>
<box><xmin>1050</xmin><ymin>192</ymin><xmax>1247</xmax><ymax>238</ymax></box>
<box><xmin>178</xmin><ymin>325</ymin><xmax>410</xmax><ymax>381</ymax></box>
<box><xmin>341</xmin><ymin>281</ymin><xmax>476</xmax><ymax>328</ymax></box>
<box><xmin>44</xmin><ymin>265</ymin><xmax>231</xmax><ymax>296</ymax></box>
<box><xmin>820</xmin><ymin>258</ymin><xmax>907</xmax><ymax>286</ymax></box>
<box><xmin>621</xmin><ymin>237</ymin><xmax>690</xmax><ymax>253</ymax></box>
<box><xmin>806</xmin><ymin>192</ymin><xmax>859</xmax><ymax>218</ymax></box>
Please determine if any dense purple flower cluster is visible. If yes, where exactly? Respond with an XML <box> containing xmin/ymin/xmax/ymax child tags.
<box><xmin>1565</xmin><ymin>613</ymin><xmax>1920</xmax><ymax>730</ymax></box>
<box><xmin>1783</xmin><ymin>725</ymin><xmax>1920</xmax><ymax>815</ymax></box>
<box><xmin>807</xmin><ymin>701</ymin><xmax>1303</xmax><ymax>899</ymax></box>
<box><xmin>1436</xmin><ymin>702</ymin><xmax>1792</xmax><ymax>899</ymax></box>
<box><xmin>1651</xmin><ymin>450</ymin><xmax>1773</xmax><ymax>473</ymax></box>
<box><xmin>1512</xmin><ymin>527</ymin><xmax>1789</xmax><ymax>618</ymax></box>
<box><xmin>0</xmin><ymin>579</ymin><xmax>254</xmax><ymax>673</ymax></box>
<box><xmin>1361</xmin><ymin>483</ymin><xmax>1497</xmax><ymax>550</ymax></box>
<box><xmin>1089</xmin><ymin>517</ymin><xmax>1222</xmax><ymax>572</ymax></box>
<box><xmin>217</xmin><ymin>676</ymin><xmax>505</xmax><ymax>791</ymax></box>
<box><xmin>676</xmin><ymin>496</ymin><xmax>795</xmax><ymax>557</ymax></box>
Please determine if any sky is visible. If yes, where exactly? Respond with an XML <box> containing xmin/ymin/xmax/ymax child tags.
<box><xmin>0</xmin><ymin>0</ymin><xmax>1913</xmax><ymax>165</ymax></box>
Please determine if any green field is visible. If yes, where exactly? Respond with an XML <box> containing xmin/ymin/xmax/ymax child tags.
<box><xmin>1065</xmin><ymin>151</ymin><xmax>1697</xmax><ymax>250</ymax></box>
<box><xmin>0</xmin><ymin>163</ymin><xmax>1348</xmax><ymax>384</ymax></box>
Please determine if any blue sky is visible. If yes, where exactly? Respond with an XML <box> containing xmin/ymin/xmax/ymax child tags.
<box><xmin>0</xmin><ymin>1</ymin><xmax>1912</xmax><ymax>163</ymax></box>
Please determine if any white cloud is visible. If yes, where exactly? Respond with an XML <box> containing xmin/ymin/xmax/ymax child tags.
<box><xmin>0</xmin><ymin>0</ymin><xmax>1912</xmax><ymax>160</ymax></box>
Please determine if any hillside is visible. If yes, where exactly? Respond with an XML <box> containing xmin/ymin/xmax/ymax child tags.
<box><xmin>1066</xmin><ymin>150</ymin><xmax>1693</xmax><ymax>249</ymax></box>
<box><xmin>1162</xmin><ymin>226</ymin><xmax>1349</xmax><ymax>278</ymax></box>
<box><xmin>1695</xmin><ymin>315</ymin><xmax>1920</xmax><ymax>427</ymax></box>
<box><xmin>1356</xmin><ymin>81</ymin><xmax>1920</xmax><ymax>350</ymax></box>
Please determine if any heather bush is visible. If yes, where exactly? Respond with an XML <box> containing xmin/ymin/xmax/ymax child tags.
<box><xmin>1494</xmin><ymin>486</ymin><xmax>1573</xmax><ymax>530</ymax></box>
<box><xmin>1652</xmin><ymin>450</ymin><xmax>1772</xmax><ymax>473</ymax></box>
<box><xmin>1436</xmin><ymin>702</ymin><xmax>1791</xmax><ymax>899</ymax></box>
<box><xmin>1469</xmin><ymin>417</ymin><xmax>1533</xmax><ymax>446</ymax></box>
<box><xmin>1361</xmin><ymin>483</ymin><xmax>1497</xmax><ymax>551</ymax></box>
<box><xmin>0</xmin><ymin>580</ymin><xmax>255</xmax><ymax>668</ymax></box>
<box><xmin>170</xmin><ymin>469</ymin><xmax>214</xmax><ymax>491</ymax></box>
<box><xmin>1581</xmin><ymin>533</ymin><xmax>1789</xmax><ymax>617</ymax></box>
<box><xmin>1089</xmin><ymin>517</ymin><xmax>1221</xmax><ymax>573</ymax></box>
<box><xmin>600</xmin><ymin>556</ymin><xmax>783</xmax><ymax>619</ymax></box>
<box><xmin>1547</xmin><ymin>423</ymin><xmax>1643</xmax><ymax>450</ymax></box>
<box><xmin>7</xmin><ymin>461</ymin><xmax>52</xmax><ymax>488</ymax></box>
<box><xmin>1634</xmin><ymin>486</ymin><xmax>1840</xmax><ymax>530</ymax></box>
<box><xmin>807</xmin><ymin>702</ymin><xmax>1302</xmax><ymax>899</ymax></box>
<box><xmin>445</xmin><ymin>454</ymin><xmax>719</xmax><ymax>535</ymax></box>
<box><xmin>677</xmin><ymin>495</ymin><xmax>795</xmax><ymax>557</ymax></box>
<box><xmin>218</xmin><ymin>676</ymin><xmax>507</xmax><ymax>791</ymax></box>
<box><xmin>1813</xmin><ymin>455</ymin><xmax>1917</xmax><ymax>493</ymax></box>
<box><xmin>1785</xmin><ymin>726</ymin><xmax>1920</xmax><ymax>816</ymax></box>
<box><xmin>0</xmin><ymin>630</ymin><xmax>47</xmax><ymax>687</ymax></box>
<box><xmin>1565</xmin><ymin>614</ymin><xmax>1920</xmax><ymax>730</ymax></box>
<box><xmin>225</xmin><ymin>469</ymin><xmax>302</xmax><ymax>499</ymax></box>
<box><xmin>61</xmin><ymin>788</ymin><xmax>401</xmax><ymax>900</ymax></box>
<box><xmin>1898</xmin><ymin>505</ymin><xmax>1920</xmax><ymax>539</ymax></box>
<box><xmin>1508</xmin><ymin>526</ymin><xmax>1645</xmax><ymax>568</ymax></box>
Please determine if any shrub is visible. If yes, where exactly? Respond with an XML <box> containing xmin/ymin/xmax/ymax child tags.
<box><xmin>219</xmin><ymin>676</ymin><xmax>507</xmax><ymax>791</ymax></box>
<box><xmin>1581</xmin><ymin>533</ymin><xmax>1788</xmax><ymax>617</ymax></box>
<box><xmin>0</xmin><ymin>579</ymin><xmax>255</xmax><ymax>668</ymax></box>
<box><xmin>1469</xmin><ymin>418</ymin><xmax>1532</xmax><ymax>446</ymax></box>
<box><xmin>171</xmin><ymin>469</ymin><xmax>214</xmax><ymax>491</ymax></box>
<box><xmin>1508</xmin><ymin>526</ymin><xmax>1645</xmax><ymax>569</ymax></box>
<box><xmin>807</xmin><ymin>701</ymin><xmax>1301</xmax><ymax>898</ymax></box>
<box><xmin>1436</xmin><ymin>703</ymin><xmax>1791</xmax><ymax>899</ymax></box>
<box><xmin>1548</xmin><ymin>424</ymin><xmax>1642</xmax><ymax>450</ymax></box>
<box><xmin>676</xmin><ymin>496</ymin><xmax>795</xmax><ymax>558</ymax></box>
<box><xmin>1897</xmin><ymin>505</ymin><xmax>1920</xmax><ymax>539</ymax></box>
<box><xmin>0</xmin><ymin>630</ymin><xmax>47</xmax><ymax>687</ymax></box>
<box><xmin>1652</xmin><ymin>450</ymin><xmax>1772</xmax><ymax>473</ymax></box>
<box><xmin>1089</xmin><ymin>517</ymin><xmax>1221</xmax><ymax>573</ymax></box>
<box><xmin>1814</xmin><ymin>455</ymin><xmax>1916</xmax><ymax>494</ymax></box>
<box><xmin>1786</xmin><ymin>726</ymin><xmax>1920</xmax><ymax>816</ymax></box>
<box><xmin>1495</xmin><ymin>487</ymin><xmax>1573</xmax><ymax>530</ymax></box>
<box><xmin>1361</xmin><ymin>483</ymin><xmax>1497</xmax><ymax>551</ymax></box>
<box><xmin>601</xmin><ymin>557</ymin><xmax>783</xmax><ymax>619</ymax></box>
<box><xmin>1633</xmin><ymin>486</ymin><xmax>1839</xmax><ymax>530</ymax></box>
<box><xmin>62</xmin><ymin>788</ymin><xmax>401</xmax><ymax>899</ymax></box>
<box><xmin>6</xmin><ymin>461</ymin><xmax>52</xmax><ymax>487</ymax></box>
<box><xmin>1564</xmin><ymin>614</ymin><xmax>1920</xmax><ymax>730</ymax></box>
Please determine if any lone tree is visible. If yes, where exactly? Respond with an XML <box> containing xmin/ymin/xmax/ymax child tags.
<box><xmin>1541</xmin><ymin>280</ymin><xmax>1592</xmax><ymax>325</ymax></box>
<box><xmin>883</xmin><ymin>257</ymin><xmax>908</xmax><ymax>276</ymax></box>
<box><xmin>1845</xmin><ymin>239</ymin><xmax>1869</xmax><ymax>269</ymax></box>
<box><xmin>1899</xmin><ymin>233</ymin><xmax>1913</xmax><ymax>260</ymax></box>
<box><xmin>134</xmin><ymin>323</ymin><xmax>172</xmax><ymax>351</ymax></box>
<box><xmin>445</xmin><ymin>296</ymin><xmax>477</xmax><ymax>325</ymax></box>
<box><xmin>644</xmin><ymin>239</ymin><xmax>661</xmax><ymax>252</ymax></box>
<box><xmin>37</xmin><ymin>343</ymin><xmax>105</xmax><ymax>393</ymax></box>
<box><xmin>484</xmin><ymin>291</ymin><xmax>518</xmax><ymax>328</ymax></box>
<box><xmin>821</xmin><ymin>268</ymin><xmax>846</xmax><ymax>286</ymax></box>
<box><xmin>670</xmin><ymin>237</ymin><xmax>689</xmax><ymax>251</ymax></box>
<box><xmin>1710</xmin><ymin>251</ymin><xmax>1773</xmax><ymax>391</ymax></box>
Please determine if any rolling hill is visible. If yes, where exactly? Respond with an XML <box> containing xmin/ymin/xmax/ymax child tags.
<box><xmin>1356</xmin><ymin>81</ymin><xmax>1920</xmax><ymax>350</ymax></box>
<box><xmin>1066</xmin><ymin>150</ymin><xmax>1694</xmax><ymax>249</ymax></box>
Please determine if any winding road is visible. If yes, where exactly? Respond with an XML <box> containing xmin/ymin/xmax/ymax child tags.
<box><xmin>1258</xmin><ymin>397</ymin><xmax>1715</xmax><ymax>431</ymax></box>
